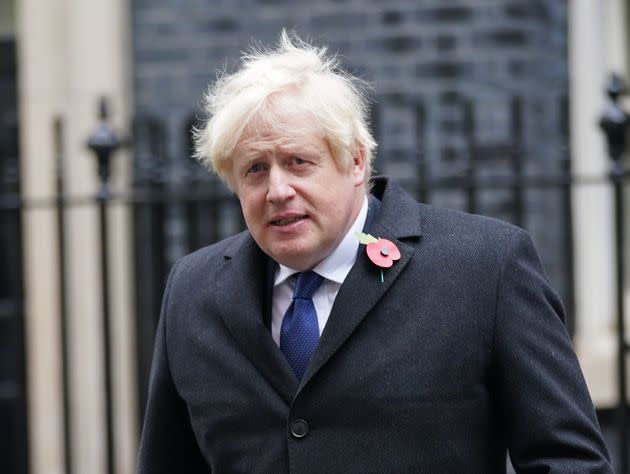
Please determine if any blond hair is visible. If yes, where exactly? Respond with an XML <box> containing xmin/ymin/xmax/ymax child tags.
<box><xmin>194</xmin><ymin>30</ymin><xmax>377</xmax><ymax>189</ymax></box>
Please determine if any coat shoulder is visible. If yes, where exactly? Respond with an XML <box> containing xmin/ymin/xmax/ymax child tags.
<box><xmin>416</xmin><ymin>203</ymin><xmax>526</xmax><ymax>267</ymax></box>
<box><xmin>420</xmin><ymin>203</ymin><xmax>522</xmax><ymax>242</ymax></box>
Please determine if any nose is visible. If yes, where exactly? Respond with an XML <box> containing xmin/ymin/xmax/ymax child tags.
<box><xmin>266</xmin><ymin>167</ymin><xmax>296</xmax><ymax>203</ymax></box>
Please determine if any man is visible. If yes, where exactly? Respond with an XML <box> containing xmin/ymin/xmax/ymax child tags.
<box><xmin>138</xmin><ymin>32</ymin><xmax>612</xmax><ymax>473</ymax></box>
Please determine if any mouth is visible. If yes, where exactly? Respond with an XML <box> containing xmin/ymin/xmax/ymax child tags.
<box><xmin>270</xmin><ymin>215</ymin><xmax>308</xmax><ymax>227</ymax></box>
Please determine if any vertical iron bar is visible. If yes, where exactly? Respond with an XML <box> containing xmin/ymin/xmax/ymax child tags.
<box><xmin>97</xmin><ymin>174</ymin><xmax>115</xmax><ymax>474</ymax></box>
<box><xmin>463</xmin><ymin>100</ymin><xmax>477</xmax><ymax>214</ymax></box>
<box><xmin>415</xmin><ymin>102</ymin><xmax>428</xmax><ymax>203</ymax></box>
<box><xmin>612</xmin><ymin>162</ymin><xmax>628</xmax><ymax>474</ymax></box>
<box><xmin>186</xmin><ymin>185</ymin><xmax>200</xmax><ymax>252</ymax></box>
<box><xmin>559</xmin><ymin>95</ymin><xmax>576</xmax><ymax>337</ymax></box>
<box><xmin>210</xmin><ymin>184</ymin><xmax>221</xmax><ymax>243</ymax></box>
<box><xmin>87</xmin><ymin>98</ymin><xmax>120</xmax><ymax>474</ymax></box>
<box><xmin>510</xmin><ymin>96</ymin><xmax>524</xmax><ymax>227</ymax></box>
<box><xmin>54</xmin><ymin>117</ymin><xmax>73</xmax><ymax>474</ymax></box>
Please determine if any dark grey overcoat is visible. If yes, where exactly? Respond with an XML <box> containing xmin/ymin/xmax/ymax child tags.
<box><xmin>138</xmin><ymin>177</ymin><xmax>612</xmax><ymax>473</ymax></box>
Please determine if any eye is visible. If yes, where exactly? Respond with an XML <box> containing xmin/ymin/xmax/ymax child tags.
<box><xmin>290</xmin><ymin>156</ymin><xmax>307</xmax><ymax>166</ymax></box>
<box><xmin>246</xmin><ymin>162</ymin><xmax>267</xmax><ymax>174</ymax></box>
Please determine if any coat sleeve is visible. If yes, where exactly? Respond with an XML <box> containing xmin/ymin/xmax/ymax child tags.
<box><xmin>137</xmin><ymin>261</ymin><xmax>210</xmax><ymax>473</ymax></box>
<box><xmin>493</xmin><ymin>228</ymin><xmax>613</xmax><ymax>473</ymax></box>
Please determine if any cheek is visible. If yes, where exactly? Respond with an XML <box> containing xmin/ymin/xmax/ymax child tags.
<box><xmin>318</xmin><ymin>196</ymin><xmax>345</xmax><ymax>225</ymax></box>
<box><xmin>238</xmin><ymin>196</ymin><xmax>260</xmax><ymax>225</ymax></box>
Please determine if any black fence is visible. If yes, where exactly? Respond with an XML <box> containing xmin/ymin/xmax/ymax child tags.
<box><xmin>1</xmin><ymin>89</ymin><xmax>628</xmax><ymax>473</ymax></box>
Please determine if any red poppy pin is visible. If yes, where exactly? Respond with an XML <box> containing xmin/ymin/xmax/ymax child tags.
<box><xmin>357</xmin><ymin>233</ymin><xmax>401</xmax><ymax>282</ymax></box>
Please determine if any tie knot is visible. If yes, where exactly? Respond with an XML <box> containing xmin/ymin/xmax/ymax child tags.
<box><xmin>293</xmin><ymin>271</ymin><xmax>324</xmax><ymax>300</ymax></box>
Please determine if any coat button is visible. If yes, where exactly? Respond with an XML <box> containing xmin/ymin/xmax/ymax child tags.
<box><xmin>289</xmin><ymin>419</ymin><xmax>309</xmax><ymax>438</ymax></box>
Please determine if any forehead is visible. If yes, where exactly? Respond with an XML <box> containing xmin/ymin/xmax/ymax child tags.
<box><xmin>235</xmin><ymin>108</ymin><xmax>326</xmax><ymax>156</ymax></box>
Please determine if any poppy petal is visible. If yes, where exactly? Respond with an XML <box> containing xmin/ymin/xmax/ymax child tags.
<box><xmin>379</xmin><ymin>239</ymin><xmax>401</xmax><ymax>260</ymax></box>
<box><xmin>366</xmin><ymin>241</ymin><xmax>394</xmax><ymax>268</ymax></box>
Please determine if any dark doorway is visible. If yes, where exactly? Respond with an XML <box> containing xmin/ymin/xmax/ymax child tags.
<box><xmin>0</xmin><ymin>38</ymin><xmax>29</xmax><ymax>474</ymax></box>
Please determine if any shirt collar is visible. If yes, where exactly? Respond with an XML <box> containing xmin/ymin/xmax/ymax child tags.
<box><xmin>274</xmin><ymin>195</ymin><xmax>369</xmax><ymax>286</ymax></box>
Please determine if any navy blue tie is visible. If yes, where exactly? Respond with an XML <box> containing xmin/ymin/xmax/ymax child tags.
<box><xmin>280</xmin><ymin>271</ymin><xmax>324</xmax><ymax>380</ymax></box>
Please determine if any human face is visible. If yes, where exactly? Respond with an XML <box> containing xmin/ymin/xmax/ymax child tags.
<box><xmin>231</xmin><ymin>110</ymin><xmax>366</xmax><ymax>271</ymax></box>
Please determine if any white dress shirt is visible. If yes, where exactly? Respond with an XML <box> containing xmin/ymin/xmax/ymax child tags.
<box><xmin>271</xmin><ymin>195</ymin><xmax>369</xmax><ymax>345</ymax></box>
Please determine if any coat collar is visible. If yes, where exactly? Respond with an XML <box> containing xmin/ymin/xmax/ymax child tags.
<box><xmin>217</xmin><ymin>177</ymin><xmax>423</xmax><ymax>401</ymax></box>
<box><xmin>369</xmin><ymin>176</ymin><xmax>423</xmax><ymax>239</ymax></box>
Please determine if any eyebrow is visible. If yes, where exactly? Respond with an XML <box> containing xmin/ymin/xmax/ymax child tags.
<box><xmin>239</xmin><ymin>141</ymin><xmax>316</xmax><ymax>158</ymax></box>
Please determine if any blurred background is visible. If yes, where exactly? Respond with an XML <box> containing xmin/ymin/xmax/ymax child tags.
<box><xmin>1</xmin><ymin>0</ymin><xmax>629</xmax><ymax>473</ymax></box>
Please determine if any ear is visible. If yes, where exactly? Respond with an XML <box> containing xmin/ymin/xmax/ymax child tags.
<box><xmin>351</xmin><ymin>146</ymin><xmax>366</xmax><ymax>187</ymax></box>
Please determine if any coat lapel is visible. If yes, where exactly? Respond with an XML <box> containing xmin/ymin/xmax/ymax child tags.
<box><xmin>216</xmin><ymin>233</ymin><xmax>298</xmax><ymax>404</ymax></box>
<box><xmin>302</xmin><ymin>178</ymin><xmax>423</xmax><ymax>386</ymax></box>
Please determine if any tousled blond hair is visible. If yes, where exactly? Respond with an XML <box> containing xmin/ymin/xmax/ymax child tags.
<box><xmin>194</xmin><ymin>30</ymin><xmax>377</xmax><ymax>189</ymax></box>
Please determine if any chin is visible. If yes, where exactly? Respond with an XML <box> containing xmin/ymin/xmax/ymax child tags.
<box><xmin>271</xmin><ymin>248</ymin><xmax>321</xmax><ymax>271</ymax></box>
<box><xmin>273</xmin><ymin>255</ymin><xmax>312</xmax><ymax>271</ymax></box>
